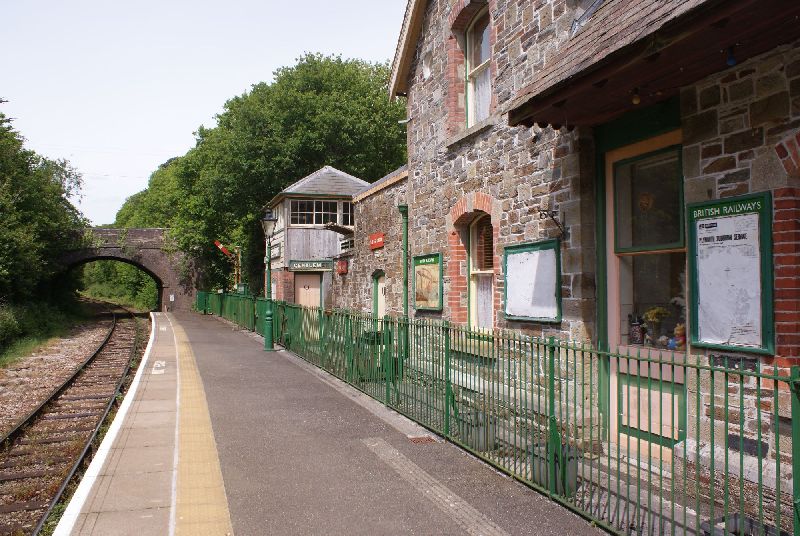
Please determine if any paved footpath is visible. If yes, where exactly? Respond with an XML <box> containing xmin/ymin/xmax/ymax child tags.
<box><xmin>56</xmin><ymin>311</ymin><xmax>602</xmax><ymax>535</ymax></box>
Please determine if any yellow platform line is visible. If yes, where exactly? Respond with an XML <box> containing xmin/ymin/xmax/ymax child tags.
<box><xmin>171</xmin><ymin>319</ymin><xmax>234</xmax><ymax>536</ymax></box>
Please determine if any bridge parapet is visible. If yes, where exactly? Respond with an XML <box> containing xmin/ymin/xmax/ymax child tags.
<box><xmin>62</xmin><ymin>228</ymin><xmax>194</xmax><ymax>312</ymax></box>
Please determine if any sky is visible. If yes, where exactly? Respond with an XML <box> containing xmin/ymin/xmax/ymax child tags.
<box><xmin>1</xmin><ymin>0</ymin><xmax>407</xmax><ymax>225</ymax></box>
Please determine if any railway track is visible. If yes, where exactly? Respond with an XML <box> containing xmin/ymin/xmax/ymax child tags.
<box><xmin>0</xmin><ymin>305</ymin><xmax>145</xmax><ymax>535</ymax></box>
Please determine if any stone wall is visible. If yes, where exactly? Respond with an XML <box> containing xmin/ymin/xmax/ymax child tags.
<box><xmin>676</xmin><ymin>42</ymin><xmax>800</xmax><ymax>526</ymax></box>
<box><xmin>331</xmin><ymin>179</ymin><xmax>409</xmax><ymax>315</ymax></box>
<box><xmin>404</xmin><ymin>0</ymin><xmax>597</xmax><ymax>341</ymax></box>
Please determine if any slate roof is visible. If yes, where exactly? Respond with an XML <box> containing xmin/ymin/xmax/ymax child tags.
<box><xmin>354</xmin><ymin>165</ymin><xmax>408</xmax><ymax>200</ymax></box>
<box><xmin>282</xmin><ymin>166</ymin><xmax>369</xmax><ymax>196</ymax></box>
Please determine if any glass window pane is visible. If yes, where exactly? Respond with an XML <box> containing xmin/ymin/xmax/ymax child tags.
<box><xmin>619</xmin><ymin>252</ymin><xmax>687</xmax><ymax>349</ymax></box>
<box><xmin>472</xmin><ymin>67</ymin><xmax>491</xmax><ymax>124</ymax></box>
<box><xmin>614</xmin><ymin>149</ymin><xmax>682</xmax><ymax>250</ymax></box>
<box><xmin>472</xmin><ymin>216</ymin><xmax>493</xmax><ymax>271</ymax></box>
<box><xmin>469</xmin><ymin>12</ymin><xmax>490</xmax><ymax>67</ymax></box>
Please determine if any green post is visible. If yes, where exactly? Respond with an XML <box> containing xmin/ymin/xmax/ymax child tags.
<box><xmin>547</xmin><ymin>337</ymin><xmax>559</xmax><ymax>495</ymax></box>
<box><xmin>345</xmin><ymin>314</ymin><xmax>354</xmax><ymax>382</ymax></box>
<box><xmin>398</xmin><ymin>205</ymin><xmax>409</xmax><ymax>318</ymax></box>
<box><xmin>264</xmin><ymin>244</ymin><xmax>275</xmax><ymax>352</ymax></box>
<box><xmin>398</xmin><ymin>205</ymin><xmax>410</xmax><ymax>368</ymax></box>
<box><xmin>383</xmin><ymin>315</ymin><xmax>391</xmax><ymax>405</ymax></box>
<box><xmin>443</xmin><ymin>321</ymin><xmax>451</xmax><ymax>438</ymax></box>
<box><xmin>791</xmin><ymin>366</ymin><xmax>800</xmax><ymax>535</ymax></box>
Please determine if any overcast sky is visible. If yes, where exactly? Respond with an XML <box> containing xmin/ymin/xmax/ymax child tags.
<box><xmin>1</xmin><ymin>0</ymin><xmax>407</xmax><ymax>224</ymax></box>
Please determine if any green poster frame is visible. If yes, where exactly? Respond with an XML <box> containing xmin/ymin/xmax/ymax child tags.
<box><xmin>687</xmin><ymin>191</ymin><xmax>774</xmax><ymax>355</ymax></box>
<box><xmin>413</xmin><ymin>253</ymin><xmax>443</xmax><ymax>311</ymax></box>
<box><xmin>502</xmin><ymin>239</ymin><xmax>562</xmax><ymax>323</ymax></box>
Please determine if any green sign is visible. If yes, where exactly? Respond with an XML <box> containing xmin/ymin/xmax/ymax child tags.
<box><xmin>687</xmin><ymin>191</ymin><xmax>773</xmax><ymax>354</ymax></box>
<box><xmin>413</xmin><ymin>253</ymin><xmax>442</xmax><ymax>311</ymax></box>
<box><xmin>288</xmin><ymin>259</ymin><xmax>333</xmax><ymax>272</ymax></box>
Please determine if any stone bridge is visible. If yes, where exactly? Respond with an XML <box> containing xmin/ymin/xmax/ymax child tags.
<box><xmin>61</xmin><ymin>228</ymin><xmax>194</xmax><ymax>312</ymax></box>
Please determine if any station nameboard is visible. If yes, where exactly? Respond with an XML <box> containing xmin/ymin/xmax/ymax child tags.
<box><xmin>687</xmin><ymin>192</ymin><xmax>773</xmax><ymax>354</ymax></box>
<box><xmin>288</xmin><ymin>259</ymin><xmax>333</xmax><ymax>272</ymax></box>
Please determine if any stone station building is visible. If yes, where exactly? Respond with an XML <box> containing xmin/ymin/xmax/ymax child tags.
<box><xmin>320</xmin><ymin>0</ymin><xmax>800</xmax><ymax>531</ymax></box>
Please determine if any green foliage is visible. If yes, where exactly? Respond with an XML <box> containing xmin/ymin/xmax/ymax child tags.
<box><xmin>113</xmin><ymin>54</ymin><xmax>407</xmax><ymax>293</ymax></box>
<box><xmin>0</xmin><ymin>301</ymin><xmax>87</xmax><ymax>365</ymax></box>
<box><xmin>80</xmin><ymin>261</ymin><xmax>158</xmax><ymax>311</ymax></box>
<box><xmin>0</xmin><ymin>109</ymin><xmax>86</xmax><ymax>303</ymax></box>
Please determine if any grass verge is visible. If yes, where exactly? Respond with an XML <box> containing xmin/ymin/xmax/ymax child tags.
<box><xmin>0</xmin><ymin>300</ymin><xmax>91</xmax><ymax>369</ymax></box>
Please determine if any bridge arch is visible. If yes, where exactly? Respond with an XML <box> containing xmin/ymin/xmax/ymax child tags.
<box><xmin>61</xmin><ymin>228</ymin><xmax>193</xmax><ymax>311</ymax></box>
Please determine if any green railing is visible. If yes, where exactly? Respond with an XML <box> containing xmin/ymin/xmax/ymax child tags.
<box><xmin>197</xmin><ymin>292</ymin><xmax>796</xmax><ymax>535</ymax></box>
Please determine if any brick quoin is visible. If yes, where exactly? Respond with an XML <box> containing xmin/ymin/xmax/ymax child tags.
<box><xmin>774</xmin><ymin>132</ymin><xmax>800</xmax><ymax>177</ymax></box>
<box><xmin>773</xmin><ymin>188</ymin><xmax>800</xmax><ymax>360</ymax></box>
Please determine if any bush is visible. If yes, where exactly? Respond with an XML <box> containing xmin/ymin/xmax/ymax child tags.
<box><xmin>0</xmin><ymin>300</ymin><xmax>85</xmax><ymax>354</ymax></box>
<box><xmin>0</xmin><ymin>305</ymin><xmax>21</xmax><ymax>349</ymax></box>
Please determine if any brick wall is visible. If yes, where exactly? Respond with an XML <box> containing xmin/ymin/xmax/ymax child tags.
<box><xmin>273</xmin><ymin>269</ymin><xmax>294</xmax><ymax>303</ymax></box>
<box><xmin>773</xmin><ymin>187</ymin><xmax>800</xmax><ymax>360</ymax></box>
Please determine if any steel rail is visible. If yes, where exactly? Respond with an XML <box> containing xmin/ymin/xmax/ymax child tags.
<box><xmin>32</xmin><ymin>306</ymin><xmax>142</xmax><ymax>535</ymax></box>
<box><xmin>0</xmin><ymin>307</ymin><xmax>118</xmax><ymax>448</ymax></box>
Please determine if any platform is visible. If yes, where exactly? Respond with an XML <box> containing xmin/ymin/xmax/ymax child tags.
<box><xmin>55</xmin><ymin>312</ymin><xmax>601</xmax><ymax>535</ymax></box>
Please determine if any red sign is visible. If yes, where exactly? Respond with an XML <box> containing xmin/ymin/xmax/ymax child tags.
<box><xmin>369</xmin><ymin>232</ymin><xmax>385</xmax><ymax>250</ymax></box>
<box><xmin>335</xmin><ymin>260</ymin><xmax>348</xmax><ymax>275</ymax></box>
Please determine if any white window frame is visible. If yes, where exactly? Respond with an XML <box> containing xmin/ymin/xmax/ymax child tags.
<box><xmin>466</xmin><ymin>8</ymin><xmax>491</xmax><ymax>127</ymax></box>
<box><xmin>341</xmin><ymin>201</ymin><xmax>354</xmax><ymax>227</ymax></box>
<box><xmin>289</xmin><ymin>199</ymin><xmax>338</xmax><ymax>227</ymax></box>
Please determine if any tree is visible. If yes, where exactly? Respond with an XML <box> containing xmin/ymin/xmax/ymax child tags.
<box><xmin>0</xmin><ymin>110</ymin><xmax>86</xmax><ymax>303</ymax></box>
<box><xmin>113</xmin><ymin>53</ymin><xmax>407</xmax><ymax>293</ymax></box>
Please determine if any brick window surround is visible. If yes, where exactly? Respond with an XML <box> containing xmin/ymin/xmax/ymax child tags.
<box><xmin>447</xmin><ymin>192</ymin><xmax>501</xmax><ymax>325</ymax></box>
<box><xmin>446</xmin><ymin>0</ymin><xmax>497</xmax><ymax>136</ymax></box>
<box><xmin>772</xmin><ymin>133</ymin><xmax>799</xmax><ymax>363</ymax></box>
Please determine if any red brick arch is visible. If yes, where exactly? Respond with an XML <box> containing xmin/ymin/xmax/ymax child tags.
<box><xmin>446</xmin><ymin>192</ymin><xmax>501</xmax><ymax>324</ymax></box>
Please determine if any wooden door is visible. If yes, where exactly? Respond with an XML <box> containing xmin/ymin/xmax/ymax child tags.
<box><xmin>294</xmin><ymin>273</ymin><xmax>321</xmax><ymax>308</ymax></box>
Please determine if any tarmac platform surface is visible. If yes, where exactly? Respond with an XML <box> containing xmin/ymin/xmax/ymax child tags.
<box><xmin>55</xmin><ymin>311</ymin><xmax>602</xmax><ymax>535</ymax></box>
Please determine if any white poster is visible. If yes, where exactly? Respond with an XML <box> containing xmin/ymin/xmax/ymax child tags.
<box><xmin>696</xmin><ymin>212</ymin><xmax>761</xmax><ymax>347</ymax></box>
<box><xmin>505</xmin><ymin>247</ymin><xmax>559</xmax><ymax>320</ymax></box>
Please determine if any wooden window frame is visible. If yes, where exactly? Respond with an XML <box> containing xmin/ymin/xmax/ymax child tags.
<box><xmin>469</xmin><ymin>214</ymin><xmax>494</xmax><ymax>329</ymax></box>
<box><xmin>465</xmin><ymin>8</ymin><xmax>491</xmax><ymax>128</ymax></box>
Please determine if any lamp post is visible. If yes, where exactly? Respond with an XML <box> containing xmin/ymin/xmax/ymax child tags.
<box><xmin>261</xmin><ymin>209</ymin><xmax>278</xmax><ymax>351</ymax></box>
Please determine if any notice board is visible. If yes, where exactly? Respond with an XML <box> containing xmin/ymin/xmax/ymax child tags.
<box><xmin>687</xmin><ymin>192</ymin><xmax>773</xmax><ymax>354</ymax></box>
<box><xmin>503</xmin><ymin>239</ymin><xmax>561</xmax><ymax>322</ymax></box>
<box><xmin>413</xmin><ymin>253</ymin><xmax>442</xmax><ymax>311</ymax></box>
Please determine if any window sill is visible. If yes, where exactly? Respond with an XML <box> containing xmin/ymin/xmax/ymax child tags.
<box><xmin>446</xmin><ymin>115</ymin><xmax>497</xmax><ymax>149</ymax></box>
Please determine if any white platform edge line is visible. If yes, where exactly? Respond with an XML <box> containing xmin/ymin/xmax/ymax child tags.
<box><xmin>167</xmin><ymin>314</ymin><xmax>181</xmax><ymax>536</ymax></box>
<box><xmin>53</xmin><ymin>311</ymin><xmax>158</xmax><ymax>536</ymax></box>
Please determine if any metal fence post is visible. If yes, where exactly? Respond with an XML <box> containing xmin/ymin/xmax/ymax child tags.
<box><xmin>345</xmin><ymin>314</ymin><xmax>354</xmax><ymax>382</ymax></box>
<box><xmin>547</xmin><ymin>337</ymin><xmax>559</xmax><ymax>496</ymax></box>
<box><xmin>791</xmin><ymin>366</ymin><xmax>800</xmax><ymax>535</ymax></box>
<box><xmin>443</xmin><ymin>321</ymin><xmax>451</xmax><ymax>438</ymax></box>
<box><xmin>383</xmin><ymin>315</ymin><xmax>391</xmax><ymax>405</ymax></box>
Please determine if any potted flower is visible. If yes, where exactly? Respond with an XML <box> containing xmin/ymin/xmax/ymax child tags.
<box><xmin>643</xmin><ymin>306</ymin><xmax>669</xmax><ymax>339</ymax></box>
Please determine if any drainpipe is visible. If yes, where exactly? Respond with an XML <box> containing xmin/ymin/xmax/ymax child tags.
<box><xmin>398</xmin><ymin>205</ymin><xmax>409</xmax><ymax>318</ymax></box>
<box><xmin>398</xmin><ymin>204</ymin><xmax>409</xmax><ymax>363</ymax></box>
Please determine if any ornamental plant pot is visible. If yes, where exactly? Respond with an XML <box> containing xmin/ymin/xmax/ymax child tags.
<box><xmin>529</xmin><ymin>443</ymin><xmax>580</xmax><ymax>498</ymax></box>
<box><xmin>700</xmin><ymin>513</ymin><xmax>789</xmax><ymax>536</ymax></box>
